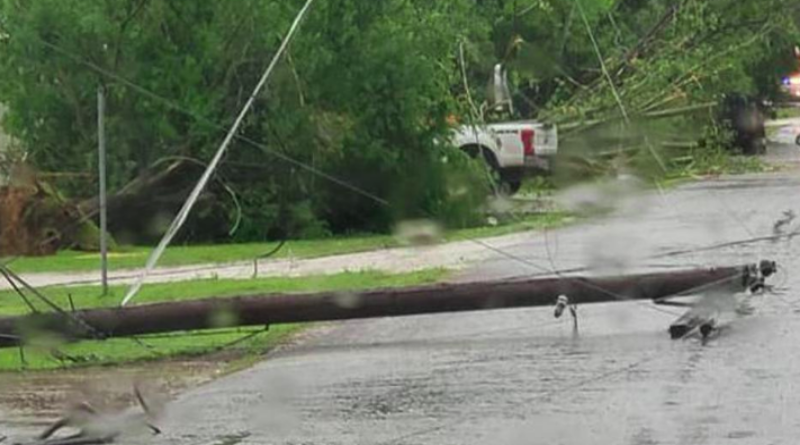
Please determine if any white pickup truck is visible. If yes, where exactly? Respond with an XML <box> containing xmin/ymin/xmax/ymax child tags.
<box><xmin>452</xmin><ymin>121</ymin><xmax>558</xmax><ymax>194</ymax></box>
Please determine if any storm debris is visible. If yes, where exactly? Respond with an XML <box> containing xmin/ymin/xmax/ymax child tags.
<box><xmin>772</xmin><ymin>210</ymin><xmax>796</xmax><ymax>237</ymax></box>
<box><xmin>16</xmin><ymin>386</ymin><xmax>161</xmax><ymax>445</ymax></box>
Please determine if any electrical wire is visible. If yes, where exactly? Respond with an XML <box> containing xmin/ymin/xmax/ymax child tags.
<box><xmin>0</xmin><ymin>0</ymin><xmax>780</xmax><ymax>348</ymax></box>
<box><xmin>0</xmin><ymin>10</ymin><xmax>783</xmax><ymax>428</ymax></box>
<box><xmin>10</xmin><ymin>34</ymin><xmax>661</xmax><ymax>312</ymax></box>
<box><xmin>0</xmin><ymin>267</ymin><xmax>38</xmax><ymax>313</ymax></box>
<box><xmin>0</xmin><ymin>265</ymin><xmax>103</xmax><ymax>339</ymax></box>
<box><xmin>574</xmin><ymin>0</ymin><xmax>629</xmax><ymax>124</ymax></box>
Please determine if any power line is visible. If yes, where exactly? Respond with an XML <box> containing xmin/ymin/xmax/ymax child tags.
<box><xmin>3</xmin><ymin>2</ymin><xmax>770</xmax><ymax>321</ymax></box>
<box><xmin>0</xmin><ymin>265</ymin><xmax>104</xmax><ymax>340</ymax></box>
<box><xmin>19</xmin><ymin>36</ymin><xmax>652</xmax><ymax>310</ymax></box>
<box><xmin>0</xmin><ymin>267</ymin><xmax>37</xmax><ymax>313</ymax></box>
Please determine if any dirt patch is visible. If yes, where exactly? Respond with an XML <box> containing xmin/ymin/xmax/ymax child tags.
<box><xmin>0</xmin><ymin>187</ymin><xmax>38</xmax><ymax>256</ymax></box>
<box><xmin>0</xmin><ymin>351</ymin><xmax>251</xmax><ymax>429</ymax></box>
<box><xmin>0</xmin><ymin>324</ymin><xmax>318</xmax><ymax>437</ymax></box>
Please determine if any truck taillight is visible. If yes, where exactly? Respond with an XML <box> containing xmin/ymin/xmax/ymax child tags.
<box><xmin>521</xmin><ymin>129</ymin><xmax>535</xmax><ymax>156</ymax></box>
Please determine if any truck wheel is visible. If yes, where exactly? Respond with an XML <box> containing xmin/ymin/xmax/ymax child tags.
<box><xmin>742</xmin><ymin>138</ymin><xmax>757</xmax><ymax>156</ymax></box>
<box><xmin>757</xmin><ymin>138</ymin><xmax>767</xmax><ymax>155</ymax></box>
<box><xmin>501</xmin><ymin>180</ymin><xmax>522</xmax><ymax>195</ymax></box>
<box><xmin>460</xmin><ymin>145</ymin><xmax>505</xmax><ymax>192</ymax></box>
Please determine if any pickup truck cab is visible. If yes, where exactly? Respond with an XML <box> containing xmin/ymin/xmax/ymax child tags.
<box><xmin>452</xmin><ymin>121</ymin><xmax>558</xmax><ymax>194</ymax></box>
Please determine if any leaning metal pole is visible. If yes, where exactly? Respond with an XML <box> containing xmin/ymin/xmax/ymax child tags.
<box><xmin>0</xmin><ymin>262</ymin><xmax>773</xmax><ymax>348</ymax></box>
<box><xmin>97</xmin><ymin>85</ymin><xmax>109</xmax><ymax>296</ymax></box>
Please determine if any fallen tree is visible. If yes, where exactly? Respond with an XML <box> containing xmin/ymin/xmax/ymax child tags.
<box><xmin>0</xmin><ymin>168</ymin><xmax>104</xmax><ymax>256</ymax></box>
<box><xmin>0</xmin><ymin>158</ymin><xmax>235</xmax><ymax>256</ymax></box>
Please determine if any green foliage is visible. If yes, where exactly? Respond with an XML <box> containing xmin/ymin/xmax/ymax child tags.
<box><xmin>0</xmin><ymin>0</ymin><xmax>284</xmax><ymax>186</ymax></box>
<box><xmin>540</xmin><ymin>0</ymin><xmax>800</xmax><ymax>124</ymax></box>
<box><xmin>0</xmin><ymin>0</ymin><xmax>795</xmax><ymax>244</ymax></box>
<box><xmin>666</xmin><ymin>124</ymin><xmax>768</xmax><ymax>178</ymax></box>
<box><xmin>0</xmin><ymin>0</ymin><xmax>492</xmax><ymax>242</ymax></box>
<box><xmin>284</xmin><ymin>0</ymin><xmax>492</xmax><ymax>232</ymax></box>
<box><xmin>493</xmin><ymin>0</ymin><xmax>799</xmax><ymax>180</ymax></box>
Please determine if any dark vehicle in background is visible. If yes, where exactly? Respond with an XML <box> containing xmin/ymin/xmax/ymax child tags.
<box><xmin>780</xmin><ymin>47</ymin><xmax>800</xmax><ymax>101</ymax></box>
<box><xmin>719</xmin><ymin>94</ymin><xmax>769</xmax><ymax>155</ymax></box>
<box><xmin>781</xmin><ymin>74</ymin><xmax>800</xmax><ymax>100</ymax></box>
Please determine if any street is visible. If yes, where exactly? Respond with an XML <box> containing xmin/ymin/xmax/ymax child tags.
<box><xmin>0</xmin><ymin>2</ymin><xmax>796</xmax><ymax>443</ymax></box>
<box><xmin>93</xmin><ymin>132</ymin><xmax>800</xmax><ymax>444</ymax></box>
<box><xmin>3</xmin><ymin>131</ymin><xmax>800</xmax><ymax>445</ymax></box>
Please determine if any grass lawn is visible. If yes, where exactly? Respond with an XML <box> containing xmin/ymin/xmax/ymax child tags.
<box><xmin>776</xmin><ymin>106</ymin><xmax>800</xmax><ymax>120</ymax></box>
<box><xmin>5</xmin><ymin>235</ymin><xmax>396</xmax><ymax>274</ymax></box>
<box><xmin>0</xmin><ymin>269</ymin><xmax>448</xmax><ymax>371</ymax></box>
<box><xmin>4</xmin><ymin>213</ymin><xmax>569</xmax><ymax>274</ymax></box>
<box><xmin>446</xmin><ymin>211</ymin><xmax>568</xmax><ymax>241</ymax></box>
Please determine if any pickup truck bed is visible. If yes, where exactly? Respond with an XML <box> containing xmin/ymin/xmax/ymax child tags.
<box><xmin>452</xmin><ymin>121</ymin><xmax>558</xmax><ymax>193</ymax></box>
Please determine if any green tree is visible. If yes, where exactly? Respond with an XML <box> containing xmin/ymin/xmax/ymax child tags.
<box><xmin>0</xmin><ymin>0</ymin><xmax>491</xmax><ymax>241</ymax></box>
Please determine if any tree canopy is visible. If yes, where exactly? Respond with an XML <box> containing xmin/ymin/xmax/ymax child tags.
<box><xmin>0</xmin><ymin>0</ymin><xmax>796</xmax><ymax>243</ymax></box>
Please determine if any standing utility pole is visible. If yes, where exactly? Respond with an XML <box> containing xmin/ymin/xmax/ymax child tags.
<box><xmin>97</xmin><ymin>86</ymin><xmax>109</xmax><ymax>295</ymax></box>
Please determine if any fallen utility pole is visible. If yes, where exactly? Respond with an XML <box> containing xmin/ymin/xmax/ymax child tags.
<box><xmin>0</xmin><ymin>262</ymin><xmax>773</xmax><ymax>348</ymax></box>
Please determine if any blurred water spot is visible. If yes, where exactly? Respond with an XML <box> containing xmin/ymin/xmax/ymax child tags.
<box><xmin>449</xmin><ymin>185</ymin><xmax>469</xmax><ymax>197</ymax></box>
<box><xmin>487</xmin><ymin>195</ymin><xmax>514</xmax><ymax>215</ymax></box>
<box><xmin>584</xmin><ymin>229</ymin><xmax>638</xmax><ymax>276</ymax></box>
<box><xmin>247</xmin><ymin>373</ymin><xmax>299</xmax><ymax>438</ymax></box>
<box><xmin>147</xmin><ymin>211</ymin><xmax>173</xmax><ymax>237</ymax></box>
<box><xmin>556</xmin><ymin>173</ymin><xmax>645</xmax><ymax>217</ymax></box>
<box><xmin>695</xmin><ymin>291</ymin><xmax>739</xmax><ymax>315</ymax></box>
<box><xmin>333</xmin><ymin>292</ymin><xmax>362</xmax><ymax>309</ymax></box>
<box><xmin>209</xmin><ymin>307</ymin><xmax>239</xmax><ymax>329</ymax></box>
<box><xmin>394</xmin><ymin>219</ymin><xmax>443</xmax><ymax>246</ymax></box>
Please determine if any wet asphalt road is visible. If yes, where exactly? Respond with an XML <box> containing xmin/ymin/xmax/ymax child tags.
<box><xmin>116</xmin><ymin>132</ymin><xmax>800</xmax><ymax>444</ymax></box>
<box><xmin>8</xmin><ymin>131</ymin><xmax>800</xmax><ymax>444</ymax></box>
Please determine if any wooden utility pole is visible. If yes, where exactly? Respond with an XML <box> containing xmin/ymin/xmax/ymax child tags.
<box><xmin>0</xmin><ymin>263</ymin><xmax>771</xmax><ymax>348</ymax></box>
